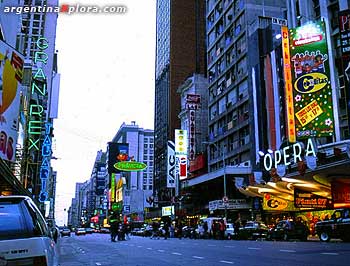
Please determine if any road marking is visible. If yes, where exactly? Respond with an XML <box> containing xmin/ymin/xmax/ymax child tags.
<box><xmin>280</xmin><ymin>250</ymin><xmax>296</xmax><ymax>253</ymax></box>
<box><xmin>96</xmin><ymin>263</ymin><xmax>102</xmax><ymax>266</ymax></box>
<box><xmin>220</xmin><ymin>260</ymin><xmax>234</xmax><ymax>264</ymax></box>
<box><xmin>157</xmin><ymin>249</ymin><xmax>165</xmax><ymax>252</ymax></box>
<box><xmin>193</xmin><ymin>256</ymin><xmax>204</xmax><ymax>259</ymax></box>
<box><xmin>129</xmin><ymin>244</ymin><xmax>134</xmax><ymax>246</ymax></box>
<box><xmin>224</xmin><ymin>245</ymin><xmax>236</xmax><ymax>248</ymax></box>
<box><xmin>321</xmin><ymin>253</ymin><xmax>339</xmax><ymax>256</ymax></box>
<box><xmin>208</xmin><ymin>244</ymin><xmax>217</xmax><ymax>247</ymax></box>
<box><xmin>172</xmin><ymin>252</ymin><xmax>182</xmax><ymax>256</ymax></box>
<box><xmin>248</xmin><ymin>247</ymin><xmax>261</xmax><ymax>250</ymax></box>
<box><xmin>147</xmin><ymin>248</ymin><xmax>153</xmax><ymax>250</ymax></box>
<box><xmin>137</xmin><ymin>246</ymin><xmax>142</xmax><ymax>248</ymax></box>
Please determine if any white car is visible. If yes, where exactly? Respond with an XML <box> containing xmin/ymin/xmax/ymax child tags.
<box><xmin>225</xmin><ymin>223</ymin><xmax>236</xmax><ymax>239</ymax></box>
<box><xmin>0</xmin><ymin>195</ymin><xmax>59</xmax><ymax>266</ymax></box>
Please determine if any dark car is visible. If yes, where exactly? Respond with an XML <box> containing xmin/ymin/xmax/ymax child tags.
<box><xmin>75</xmin><ymin>228</ymin><xmax>86</xmax><ymax>236</ymax></box>
<box><xmin>267</xmin><ymin>220</ymin><xmax>309</xmax><ymax>241</ymax></box>
<box><xmin>315</xmin><ymin>209</ymin><xmax>350</xmax><ymax>242</ymax></box>
<box><xmin>238</xmin><ymin>221</ymin><xmax>269</xmax><ymax>240</ymax></box>
<box><xmin>85</xmin><ymin>228</ymin><xmax>93</xmax><ymax>234</ymax></box>
<box><xmin>61</xmin><ymin>228</ymin><xmax>71</xmax><ymax>237</ymax></box>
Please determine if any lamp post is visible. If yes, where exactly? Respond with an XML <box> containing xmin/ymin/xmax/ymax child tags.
<box><xmin>204</xmin><ymin>141</ymin><xmax>227</xmax><ymax>220</ymax></box>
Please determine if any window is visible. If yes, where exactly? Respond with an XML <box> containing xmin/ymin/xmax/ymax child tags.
<box><xmin>208</xmin><ymin>30</ymin><xmax>216</xmax><ymax>47</ymax></box>
<box><xmin>143</xmin><ymin>155</ymin><xmax>147</xmax><ymax>161</ymax></box>
<box><xmin>150</xmin><ymin>138</ymin><xmax>154</xmax><ymax>143</ymax></box>
<box><xmin>236</xmin><ymin>35</ymin><xmax>246</xmax><ymax>56</ymax></box>
<box><xmin>226</xmin><ymin>45</ymin><xmax>235</xmax><ymax>66</ymax></box>
<box><xmin>238</xmin><ymin>79</ymin><xmax>248</xmax><ymax>99</ymax></box>
<box><xmin>144</xmin><ymin>144</ymin><xmax>148</xmax><ymax>148</ymax></box>
<box><xmin>210</xmin><ymin>105</ymin><xmax>218</xmax><ymax>120</ymax></box>
<box><xmin>228</xmin><ymin>88</ymin><xmax>237</xmax><ymax>105</ymax></box>
<box><xmin>219</xmin><ymin>97</ymin><xmax>227</xmax><ymax>114</ymax></box>
<box><xmin>150</xmin><ymin>144</ymin><xmax>154</xmax><ymax>148</ymax></box>
<box><xmin>149</xmin><ymin>156</ymin><xmax>153</xmax><ymax>160</ymax></box>
<box><xmin>237</xmin><ymin>57</ymin><xmax>247</xmax><ymax>78</ymax></box>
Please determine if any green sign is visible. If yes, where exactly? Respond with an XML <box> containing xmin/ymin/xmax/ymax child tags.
<box><xmin>114</xmin><ymin>161</ymin><xmax>147</xmax><ymax>171</ymax></box>
<box><xmin>289</xmin><ymin>22</ymin><xmax>334</xmax><ymax>139</ymax></box>
<box><xmin>111</xmin><ymin>202</ymin><xmax>122</xmax><ymax>211</ymax></box>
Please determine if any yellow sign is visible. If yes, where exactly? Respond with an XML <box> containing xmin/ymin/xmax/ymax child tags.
<box><xmin>294</xmin><ymin>72</ymin><xmax>328</xmax><ymax>93</ymax></box>
<box><xmin>282</xmin><ymin>26</ymin><xmax>296</xmax><ymax>142</ymax></box>
<box><xmin>263</xmin><ymin>194</ymin><xmax>298</xmax><ymax>211</ymax></box>
<box><xmin>295</xmin><ymin>100</ymin><xmax>323</xmax><ymax>126</ymax></box>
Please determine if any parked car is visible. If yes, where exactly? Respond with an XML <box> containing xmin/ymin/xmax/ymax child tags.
<box><xmin>85</xmin><ymin>228</ymin><xmax>94</xmax><ymax>234</ymax></box>
<box><xmin>0</xmin><ymin>195</ymin><xmax>59</xmax><ymax>266</ymax></box>
<box><xmin>75</xmin><ymin>228</ymin><xmax>86</xmax><ymax>236</ymax></box>
<box><xmin>267</xmin><ymin>220</ymin><xmax>309</xmax><ymax>241</ymax></box>
<box><xmin>224</xmin><ymin>223</ymin><xmax>236</xmax><ymax>239</ymax></box>
<box><xmin>315</xmin><ymin>208</ymin><xmax>350</xmax><ymax>242</ymax></box>
<box><xmin>100</xmin><ymin>228</ymin><xmax>110</xmax><ymax>234</ymax></box>
<box><xmin>238</xmin><ymin>221</ymin><xmax>269</xmax><ymax>240</ymax></box>
<box><xmin>61</xmin><ymin>228</ymin><xmax>71</xmax><ymax>237</ymax></box>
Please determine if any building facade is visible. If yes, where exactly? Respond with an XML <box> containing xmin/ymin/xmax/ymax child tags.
<box><xmin>154</xmin><ymin>0</ymin><xmax>207</xmax><ymax>208</ymax></box>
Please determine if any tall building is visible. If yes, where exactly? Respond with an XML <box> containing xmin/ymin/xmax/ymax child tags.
<box><xmin>110</xmin><ymin>122</ymin><xmax>154</xmax><ymax>221</ymax></box>
<box><xmin>154</xmin><ymin>0</ymin><xmax>206</xmax><ymax>206</ymax></box>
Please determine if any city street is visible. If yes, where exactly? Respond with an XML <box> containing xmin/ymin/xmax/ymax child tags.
<box><xmin>58</xmin><ymin>233</ymin><xmax>350</xmax><ymax>266</ymax></box>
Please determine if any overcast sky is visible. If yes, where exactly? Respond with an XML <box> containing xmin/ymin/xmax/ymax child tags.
<box><xmin>52</xmin><ymin>0</ymin><xmax>156</xmax><ymax>226</ymax></box>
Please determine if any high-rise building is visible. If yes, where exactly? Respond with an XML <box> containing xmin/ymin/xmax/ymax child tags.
<box><xmin>110</xmin><ymin>122</ymin><xmax>154</xmax><ymax>221</ymax></box>
<box><xmin>154</xmin><ymin>0</ymin><xmax>206</xmax><ymax>206</ymax></box>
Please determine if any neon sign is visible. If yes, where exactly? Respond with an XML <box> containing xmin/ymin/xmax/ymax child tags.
<box><xmin>114</xmin><ymin>161</ymin><xmax>147</xmax><ymax>171</ymax></box>
<box><xmin>263</xmin><ymin>138</ymin><xmax>316</xmax><ymax>171</ymax></box>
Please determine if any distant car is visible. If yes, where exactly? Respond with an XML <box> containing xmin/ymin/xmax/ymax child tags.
<box><xmin>85</xmin><ymin>228</ymin><xmax>93</xmax><ymax>234</ymax></box>
<box><xmin>0</xmin><ymin>195</ymin><xmax>59</xmax><ymax>266</ymax></box>
<box><xmin>238</xmin><ymin>221</ymin><xmax>269</xmax><ymax>240</ymax></box>
<box><xmin>267</xmin><ymin>220</ymin><xmax>309</xmax><ymax>241</ymax></box>
<box><xmin>224</xmin><ymin>223</ymin><xmax>236</xmax><ymax>239</ymax></box>
<box><xmin>131</xmin><ymin>228</ymin><xmax>141</xmax><ymax>236</ymax></box>
<box><xmin>100</xmin><ymin>228</ymin><xmax>110</xmax><ymax>234</ymax></box>
<box><xmin>61</xmin><ymin>228</ymin><xmax>71</xmax><ymax>237</ymax></box>
<box><xmin>75</xmin><ymin>228</ymin><xmax>86</xmax><ymax>236</ymax></box>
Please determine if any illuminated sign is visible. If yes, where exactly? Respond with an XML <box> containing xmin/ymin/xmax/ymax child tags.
<box><xmin>282</xmin><ymin>26</ymin><xmax>296</xmax><ymax>142</ymax></box>
<box><xmin>289</xmin><ymin>22</ymin><xmax>334</xmax><ymax>139</ymax></box>
<box><xmin>114</xmin><ymin>161</ymin><xmax>147</xmax><ymax>171</ymax></box>
<box><xmin>39</xmin><ymin>123</ymin><xmax>52</xmax><ymax>202</ymax></box>
<box><xmin>162</xmin><ymin>206</ymin><xmax>174</xmax><ymax>216</ymax></box>
<box><xmin>263</xmin><ymin>138</ymin><xmax>316</xmax><ymax>171</ymax></box>
<box><xmin>167</xmin><ymin>141</ymin><xmax>176</xmax><ymax>188</ymax></box>
<box><xmin>0</xmin><ymin>40</ymin><xmax>24</xmax><ymax>161</ymax></box>
<box><xmin>263</xmin><ymin>194</ymin><xmax>298</xmax><ymax>211</ymax></box>
<box><xmin>294</xmin><ymin>188</ymin><xmax>332</xmax><ymax>209</ymax></box>
<box><xmin>175</xmin><ymin>129</ymin><xmax>188</xmax><ymax>155</ymax></box>
<box><xmin>177</xmin><ymin>155</ymin><xmax>187</xmax><ymax>180</ymax></box>
<box><xmin>110</xmin><ymin>173</ymin><xmax>116</xmax><ymax>202</ymax></box>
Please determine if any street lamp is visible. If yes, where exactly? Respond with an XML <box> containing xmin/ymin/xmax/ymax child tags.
<box><xmin>203</xmin><ymin>141</ymin><xmax>227</xmax><ymax>220</ymax></box>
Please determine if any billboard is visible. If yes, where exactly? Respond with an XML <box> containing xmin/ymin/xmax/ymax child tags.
<box><xmin>175</xmin><ymin>129</ymin><xmax>188</xmax><ymax>180</ymax></box>
<box><xmin>107</xmin><ymin>142</ymin><xmax>129</xmax><ymax>174</ymax></box>
<box><xmin>294</xmin><ymin>188</ymin><xmax>332</xmax><ymax>209</ymax></box>
<box><xmin>167</xmin><ymin>141</ymin><xmax>176</xmax><ymax>188</ymax></box>
<box><xmin>289</xmin><ymin>22</ymin><xmax>334</xmax><ymax>139</ymax></box>
<box><xmin>0</xmin><ymin>40</ymin><xmax>24</xmax><ymax>161</ymax></box>
<box><xmin>338</xmin><ymin>10</ymin><xmax>350</xmax><ymax>130</ymax></box>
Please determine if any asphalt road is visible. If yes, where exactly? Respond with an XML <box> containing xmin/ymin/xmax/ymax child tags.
<box><xmin>58</xmin><ymin>233</ymin><xmax>350</xmax><ymax>266</ymax></box>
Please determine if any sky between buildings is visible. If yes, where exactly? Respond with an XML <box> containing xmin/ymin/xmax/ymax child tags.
<box><xmin>52</xmin><ymin>0</ymin><xmax>156</xmax><ymax>226</ymax></box>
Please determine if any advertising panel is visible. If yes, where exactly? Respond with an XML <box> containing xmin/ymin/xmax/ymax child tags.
<box><xmin>263</xmin><ymin>194</ymin><xmax>298</xmax><ymax>211</ymax></box>
<box><xmin>175</xmin><ymin>129</ymin><xmax>188</xmax><ymax>155</ymax></box>
<box><xmin>107</xmin><ymin>142</ymin><xmax>129</xmax><ymax>174</ymax></box>
<box><xmin>294</xmin><ymin>188</ymin><xmax>332</xmax><ymax>209</ymax></box>
<box><xmin>162</xmin><ymin>205</ymin><xmax>174</xmax><ymax>216</ymax></box>
<box><xmin>282</xmin><ymin>26</ymin><xmax>296</xmax><ymax>142</ymax></box>
<box><xmin>167</xmin><ymin>141</ymin><xmax>176</xmax><ymax>188</ymax></box>
<box><xmin>289</xmin><ymin>22</ymin><xmax>334</xmax><ymax>139</ymax></box>
<box><xmin>188</xmin><ymin>110</ymin><xmax>196</xmax><ymax>160</ymax></box>
<box><xmin>338</xmin><ymin>10</ymin><xmax>350</xmax><ymax>129</ymax></box>
<box><xmin>332</xmin><ymin>181</ymin><xmax>350</xmax><ymax>208</ymax></box>
<box><xmin>177</xmin><ymin>155</ymin><xmax>187</xmax><ymax>180</ymax></box>
<box><xmin>0</xmin><ymin>40</ymin><xmax>24</xmax><ymax>161</ymax></box>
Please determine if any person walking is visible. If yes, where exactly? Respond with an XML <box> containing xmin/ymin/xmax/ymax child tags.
<box><xmin>109</xmin><ymin>212</ymin><xmax>119</xmax><ymax>242</ymax></box>
<box><xmin>163</xmin><ymin>221</ymin><xmax>169</xmax><ymax>240</ymax></box>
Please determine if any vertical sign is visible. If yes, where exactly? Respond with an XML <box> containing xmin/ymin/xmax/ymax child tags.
<box><xmin>110</xmin><ymin>173</ymin><xmax>116</xmax><ymax>203</ymax></box>
<box><xmin>167</xmin><ymin>141</ymin><xmax>176</xmax><ymax>188</ymax></box>
<box><xmin>189</xmin><ymin>110</ymin><xmax>196</xmax><ymax>160</ymax></box>
<box><xmin>289</xmin><ymin>22</ymin><xmax>334</xmax><ymax>139</ymax></box>
<box><xmin>282</xmin><ymin>26</ymin><xmax>296</xmax><ymax>142</ymax></box>
<box><xmin>175</xmin><ymin>129</ymin><xmax>188</xmax><ymax>180</ymax></box>
<box><xmin>339</xmin><ymin>10</ymin><xmax>350</xmax><ymax>130</ymax></box>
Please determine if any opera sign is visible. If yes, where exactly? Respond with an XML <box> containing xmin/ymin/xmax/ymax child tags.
<box><xmin>114</xmin><ymin>161</ymin><xmax>147</xmax><ymax>172</ymax></box>
<box><xmin>263</xmin><ymin>138</ymin><xmax>316</xmax><ymax>171</ymax></box>
<box><xmin>294</xmin><ymin>72</ymin><xmax>328</xmax><ymax>93</ymax></box>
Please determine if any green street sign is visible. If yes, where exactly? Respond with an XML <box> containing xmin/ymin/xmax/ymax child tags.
<box><xmin>114</xmin><ymin>161</ymin><xmax>147</xmax><ymax>171</ymax></box>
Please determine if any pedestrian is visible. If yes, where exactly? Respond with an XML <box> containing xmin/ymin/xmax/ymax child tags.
<box><xmin>163</xmin><ymin>222</ymin><xmax>169</xmax><ymax>240</ymax></box>
<box><xmin>151</xmin><ymin>221</ymin><xmax>160</xmax><ymax>239</ymax></box>
<box><xmin>219</xmin><ymin>219</ymin><xmax>226</xmax><ymax>240</ymax></box>
<box><xmin>125</xmin><ymin>223</ymin><xmax>131</xmax><ymax>240</ymax></box>
<box><xmin>177</xmin><ymin>221</ymin><xmax>182</xmax><ymax>239</ymax></box>
<box><xmin>109</xmin><ymin>213</ymin><xmax>119</xmax><ymax>242</ymax></box>
<box><xmin>203</xmin><ymin>221</ymin><xmax>208</xmax><ymax>239</ymax></box>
